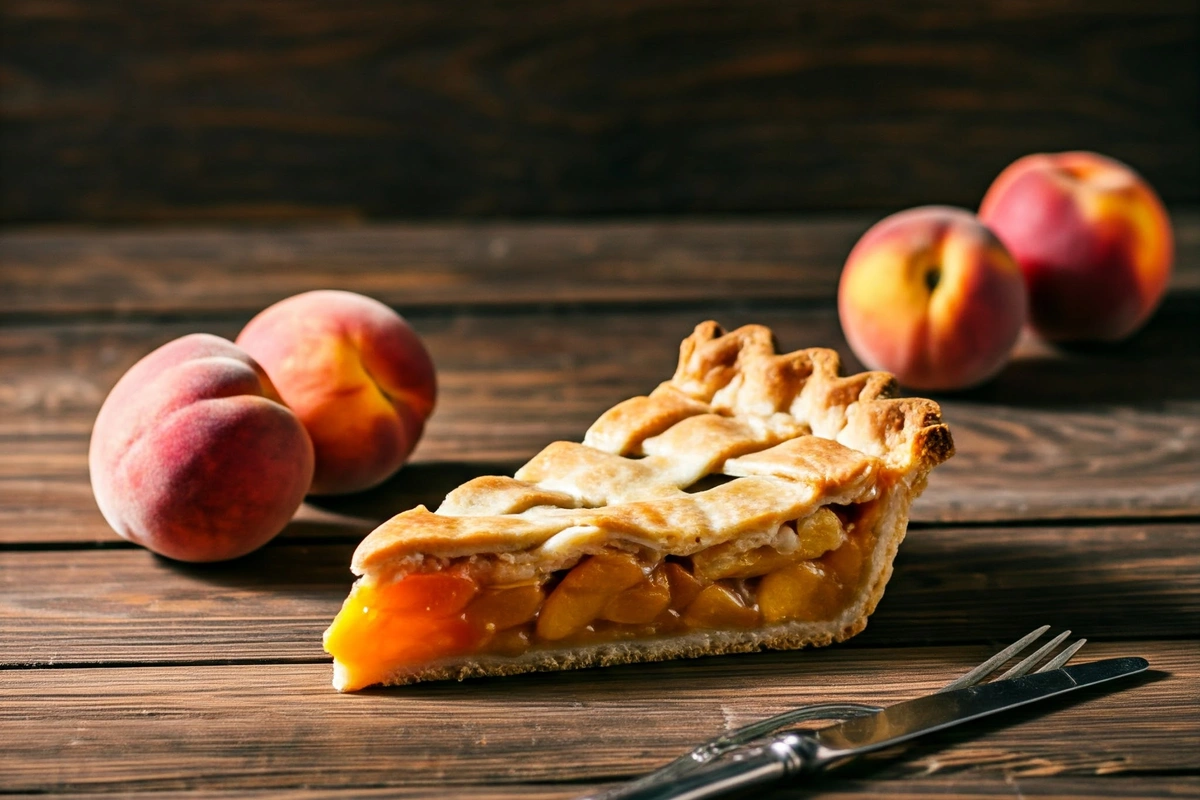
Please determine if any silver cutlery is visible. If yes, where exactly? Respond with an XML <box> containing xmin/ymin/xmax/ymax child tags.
<box><xmin>616</xmin><ymin>656</ymin><xmax>1147</xmax><ymax>800</ymax></box>
<box><xmin>583</xmin><ymin>627</ymin><xmax>1122</xmax><ymax>800</ymax></box>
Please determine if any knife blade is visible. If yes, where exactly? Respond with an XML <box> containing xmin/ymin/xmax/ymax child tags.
<box><xmin>596</xmin><ymin>656</ymin><xmax>1148</xmax><ymax>800</ymax></box>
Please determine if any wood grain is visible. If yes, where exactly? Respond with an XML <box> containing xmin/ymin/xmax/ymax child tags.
<box><xmin>0</xmin><ymin>641</ymin><xmax>1192</xmax><ymax>793</ymax></box>
<box><xmin>0</xmin><ymin>219</ymin><xmax>867</xmax><ymax>318</ymax></box>
<box><xmin>2</xmin><ymin>0</ymin><xmax>1197</xmax><ymax>222</ymax></box>
<box><xmin>29</xmin><ymin>777</ymin><xmax>1200</xmax><ymax>800</ymax></box>
<box><xmin>1</xmin><ymin>213</ymin><xmax>1198</xmax><ymax>318</ymax></box>
<box><xmin>2</xmin><ymin>302</ymin><xmax>1197</xmax><ymax>545</ymax></box>
<box><xmin>3</xmin><ymin>522</ymin><xmax>1196</xmax><ymax>666</ymax></box>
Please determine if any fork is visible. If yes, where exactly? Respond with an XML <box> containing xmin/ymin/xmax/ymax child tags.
<box><xmin>583</xmin><ymin>626</ymin><xmax>1086</xmax><ymax>800</ymax></box>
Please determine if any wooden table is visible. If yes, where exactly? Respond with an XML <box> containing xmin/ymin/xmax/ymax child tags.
<box><xmin>2</xmin><ymin>216</ymin><xmax>1198</xmax><ymax>798</ymax></box>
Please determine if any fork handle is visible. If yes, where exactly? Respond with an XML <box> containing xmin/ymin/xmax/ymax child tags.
<box><xmin>579</xmin><ymin>702</ymin><xmax>879</xmax><ymax>800</ymax></box>
<box><xmin>593</xmin><ymin>735</ymin><xmax>808</xmax><ymax>800</ymax></box>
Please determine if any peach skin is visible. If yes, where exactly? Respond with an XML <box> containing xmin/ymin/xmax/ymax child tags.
<box><xmin>236</xmin><ymin>291</ymin><xmax>437</xmax><ymax>495</ymax></box>
<box><xmin>838</xmin><ymin>206</ymin><xmax>1027</xmax><ymax>391</ymax></box>
<box><xmin>980</xmin><ymin>151</ymin><xmax>1174</xmax><ymax>342</ymax></box>
<box><xmin>89</xmin><ymin>334</ymin><xmax>315</xmax><ymax>562</ymax></box>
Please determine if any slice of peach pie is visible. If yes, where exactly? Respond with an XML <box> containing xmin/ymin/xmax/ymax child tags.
<box><xmin>324</xmin><ymin>322</ymin><xmax>953</xmax><ymax>691</ymax></box>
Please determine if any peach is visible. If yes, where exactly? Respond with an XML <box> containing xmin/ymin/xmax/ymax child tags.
<box><xmin>980</xmin><ymin>151</ymin><xmax>1174</xmax><ymax>342</ymax></box>
<box><xmin>838</xmin><ymin>206</ymin><xmax>1027</xmax><ymax>391</ymax></box>
<box><xmin>89</xmin><ymin>334</ymin><xmax>315</xmax><ymax>562</ymax></box>
<box><xmin>236</xmin><ymin>291</ymin><xmax>436</xmax><ymax>495</ymax></box>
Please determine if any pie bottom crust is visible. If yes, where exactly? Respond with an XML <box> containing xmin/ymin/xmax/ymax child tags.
<box><xmin>330</xmin><ymin>473</ymin><xmax>922</xmax><ymax>691</ymax></box>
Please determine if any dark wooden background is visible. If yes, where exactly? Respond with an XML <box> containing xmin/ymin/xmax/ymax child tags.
<box><xmin>2</xmin><ymin>0</ymin><xmax>1197</xmax><ymax>222</ymax></box>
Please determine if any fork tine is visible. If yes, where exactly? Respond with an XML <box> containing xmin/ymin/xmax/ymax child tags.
<box><xmin>997</xmin><ymin>629</ymin><xmax>1072</xmax><ymax>681</ymax></box>
<box><xmin>1037</xmin><ymin>638</ymin><xmax>1087</xmax><ymax>673</ymax></box>
<box><xmin>937</xmin><ymin>625</ymin><xmax>1050</xmax><ymax>693</ymax></box>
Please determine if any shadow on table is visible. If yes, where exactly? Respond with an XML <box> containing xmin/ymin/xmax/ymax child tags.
<box><xmin>859</xmin><ymin>521</ymin><xmax>1198</xmax><ymax>647</ymax></box>
<box><xmin>937</xmin><ymin>293</ymin><xmax>1200</xmax><ymax>408</ymax></box>
<box><xmin>305</xmin><ymin>459</ymin><xmax>523</xmax><ymax>522</ymax></box>
<box><xmin>152</xmin><ymin>533</ymin><xmax>356</xmax><ymax>592</ymax></box>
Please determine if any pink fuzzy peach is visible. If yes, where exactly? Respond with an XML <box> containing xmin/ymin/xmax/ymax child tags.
<box><xmin>980</xmin><ymin>151</ymin><xmax>1174</xmax><ymax>342</ymax></box>
<box><xmin>89</xmin><ymin>334</ymin><xmax>314</xmax><ymax>562</ymax></box>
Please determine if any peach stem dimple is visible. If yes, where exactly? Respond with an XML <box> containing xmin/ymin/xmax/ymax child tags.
<box><xmin>924</xmin><ymin>266</ymin><xmax>941</xmax><ymax>293</ymax></box>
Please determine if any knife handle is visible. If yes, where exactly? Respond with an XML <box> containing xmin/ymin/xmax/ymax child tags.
<box><xmin>590</xmin><ymin>734</ymin><xmax>810</xmax><ymax>800</ymax></box>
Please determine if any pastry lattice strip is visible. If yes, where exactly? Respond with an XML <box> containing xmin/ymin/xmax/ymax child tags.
<box><xmin>353</xmin><ymin>322</ymin><xmax>950</xmax><ymax>578</ymax></box>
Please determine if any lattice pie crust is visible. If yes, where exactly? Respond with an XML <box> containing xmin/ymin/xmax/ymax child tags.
<box><xmin>324</xmin><ymin>322</ymin><xmax>953</xmax><ymax>690</ymax></box>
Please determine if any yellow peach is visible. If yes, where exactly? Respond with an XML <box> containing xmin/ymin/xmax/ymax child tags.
<box><xmin>838</xmin><ymin>206</ymin><xmax>1027</xmax><ymax>391</ymax></box>
<box><xmin>237</xmin><ymin>291</ymin><xmax>436</xmax><ymax>495</ymax></box>
<box><xmin>88</xmin><ymin>334</ymin><xmax>314</xmax><ymax>562</ymax></box>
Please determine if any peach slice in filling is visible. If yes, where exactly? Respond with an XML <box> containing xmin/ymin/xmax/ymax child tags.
<box><xmin>323</xmin><ymin>572</ymin><xmax>482</xmax><ymax>681</ymax></box>
<box><xmin>324</xmin><ymin>503</ymin><xmax>876</xmax><ymax>686</ymax></box>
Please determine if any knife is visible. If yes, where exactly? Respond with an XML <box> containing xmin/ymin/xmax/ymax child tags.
<box><xmin>591</xmin><ymin>656</ymin><xmax>1148</xmax><ymax>800</ymax></box>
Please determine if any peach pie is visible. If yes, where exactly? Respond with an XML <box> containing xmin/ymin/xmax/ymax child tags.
<box><xmin>324</xmin><ymin>322</ymin><xmax>953</xmax><ymax>690</ymax></box>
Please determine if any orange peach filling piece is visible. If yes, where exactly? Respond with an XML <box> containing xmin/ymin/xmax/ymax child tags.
<box><xmin>324</xmin><ymin>505</ymin><xmax>872</xmax><ymax>684</ymax></box>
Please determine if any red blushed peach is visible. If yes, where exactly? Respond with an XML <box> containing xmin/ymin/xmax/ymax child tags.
<box><xmin>89</xmin><ymin>334</ymin><xmax>315</xmax><ymax>562</ymax></box>
<box><xmin>236</xmin><ymin>291</ymin><xmax>437</xmax><ymax>495</ymax></box>
<box><xmin>980</xmin><ymin>151</ymin><xmax>1174</xmax><ymax>342</ymax></box>
<box><xmin>838</xmin><ymin>206</ymin><xmax>1027</xmax><ymax>391</ymax></box>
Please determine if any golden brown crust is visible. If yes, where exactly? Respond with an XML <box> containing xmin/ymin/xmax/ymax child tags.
<box><xmin>352</xmin><ymin>323</ymin><xmax>952</xmax><ymax>574</ymax></box>
<box><xmin>333</xmin><ymin>321</ymin><xmax>954</xmax><ymax>690</ymax></box>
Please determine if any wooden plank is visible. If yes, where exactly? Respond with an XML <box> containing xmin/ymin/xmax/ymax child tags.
<box><xmin>0</xmin><ymin>641</ymin><xmax>1193</xmax><ymax>793</ymax></box>
<box><xmin>0</xmin><ymin>219</ymin><xmax>867</xmax><ymax>318</ymax></box>
<box><xmin>0</xmin><ymin>542</ymin><xmax>354</xmax><ymax>666</ymax></box>
<box><xmin>1</xmin><ymin>213</ymin><xmax>1198</xmax><ymax>318</ymax></box>
<box><xmin>2</xmin><ymin>1</ymin><xmax>1196</xmax><ymax>222</ymax></box>
<box><xmin>2</xmin><ymin>303</ymin><xmax>1198</xmax><ymax>544</ymax></box>
<box><xmin>3</xmin><ymin>522</ymin><xmax>1197</xmax><ymax>666</ymax></box>
<box><xmin>12</xmin><ymin>776</ymin><xmax>1200</xmax><ymax>799</ymax></box>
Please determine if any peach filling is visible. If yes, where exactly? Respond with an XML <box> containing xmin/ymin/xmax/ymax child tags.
<box><xmin>325</xmin><ymin>504</ymin><xmax>874</xmax><ymax>683</ymax></box>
